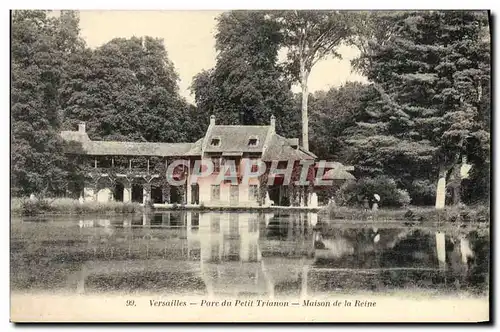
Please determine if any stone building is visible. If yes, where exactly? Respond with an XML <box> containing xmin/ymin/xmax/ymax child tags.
<box><xmin>61</xmin><ymin>116</ymin><xmax>349</xmax><ymax>207</ymax></box>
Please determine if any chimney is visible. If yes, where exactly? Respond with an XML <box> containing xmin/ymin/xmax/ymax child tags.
<box><xmin>78</xmin><ymin>122</ymin><xmax>86</xmax><ymax>133</ymax></box>
<box><xmin>210</xmin><ymin>115</ymin><xmax>215</xmax><ymax>126</ymax></box>
<box><xmin>270</xmin><ymin>115</ymin><xmax>276</xmax><ymax>130</ymax></box>
<box><xmin>288</xmin><ymin>138</ymin><xmax>299</xmax><ymax>149</ymax></box>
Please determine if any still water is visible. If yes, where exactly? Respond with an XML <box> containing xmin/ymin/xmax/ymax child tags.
<box><xmin>11</xmin><ymin>211</ymin><xmax>489</xmax><ymax>297</ymax></box>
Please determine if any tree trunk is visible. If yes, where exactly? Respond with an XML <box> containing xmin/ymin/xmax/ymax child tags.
<box><xmin>435</xmin><ymin>169</ymin><xmax>447</xmax><ymax>210</ymax></box>
<box><xmin>300</xmin><ymin>60</ymin><xmax>310</xmax><ymax>151</ymax></box>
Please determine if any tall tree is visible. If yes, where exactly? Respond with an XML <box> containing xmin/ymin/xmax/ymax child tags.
<box><xmin>272</xmin><ymin>10</ymin><xmax>357</xmax><ymax>150</ymax></box>
<box><xmin>192</xmin><ymin>11</ymin><xmax>299</xmax><ymax>137</ymax></box>
<box><xmin>349</xmin><ymin>11</ymin><xmax>405</xmax><ymax>76</ymax></box>
<box><xmin>346</xmin><ymin>11</ymin><xmax>491</xmax><ymax>205</ymax></box>
<box><xmin>11</xmin><ymin>10</ymin><xmax>82</xmax><ymax>196</ymax></box>
<box><xmin>308</xmin><ymin>82</ymin><xmax>370</xmax><ymax>161</ymax></box>
<box><xmin>62</xmin><ymin>36</ymin><xmax>191</xmax><ymax>142</ymax></box>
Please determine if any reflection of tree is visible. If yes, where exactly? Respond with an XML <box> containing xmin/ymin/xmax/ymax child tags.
<box><xmin>12</xmin><ymin>212</ymin><xmax>489</xmax><ymax>295</ymax></box>
<box><xmin>310</xmin><ymin>228</ymin><xmax>490</xmax><ymax>293</ymax></box>
<box><xmin>466</xmin><ymin>231</ymin><xmax>489</xmax><ymax>291</ymax></box>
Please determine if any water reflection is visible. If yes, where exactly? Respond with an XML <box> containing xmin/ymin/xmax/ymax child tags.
<box><xmin>10</xmin><ymin>212</ymin><xmax>489</xmax><ymax>297</ymax></box>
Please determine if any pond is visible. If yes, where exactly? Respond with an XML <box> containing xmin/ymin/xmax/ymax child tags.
<box><xmin>10</xmin><ymin>211</ymin><xmax>489</xmax><ymax>297</ymax></box>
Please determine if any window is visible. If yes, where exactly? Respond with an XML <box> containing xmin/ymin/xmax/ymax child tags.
<box><xmin>249</xmin><ymin>185</ymin><xmax>259</xmax><ymax>201</ymax></box>
<box><xmin>249</xmin><ymin>158</ymin><xmax>260</xmax><ymax>172</ymax></box>
<box><xmin>211</xmin><ymin>137</ymin><xmax>221</xmax><ymax>146</ymax></box>
<box><xmin>211</xmin><ymin>185</ymin><xmax>220</xmax><ymax>200</ymax></box>
<box><xmin>212</xmin><ymin>157</ymin><xmax>221</xmax><ymax>172</ymax></box>
<box><xmin>248</xmin><ymin>138</ymin><xmax>258</xmax><ymax>147</ymax></box>
<box><xmin>224</xmin><ymin>158</ymin><xmax>240</xmax><ymax>173</ymax></box>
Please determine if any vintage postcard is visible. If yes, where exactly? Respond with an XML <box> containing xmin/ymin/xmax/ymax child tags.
<box><xmin>10</xmin><ymin>9</ymin><xmax>491</xmax><ymax>323</ymax></box>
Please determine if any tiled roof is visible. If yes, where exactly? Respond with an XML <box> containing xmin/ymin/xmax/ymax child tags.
<box><xmin>262</xmin><ymin>134</ymin><xmax>316</xmax><ymax>161</ymax></box>
<box><xmin>85</xmin><ymin>141</ymin><xmax>195</xmax><ymax>156</ymax></box>
<box><xmin>204</xmin><ymin>125</ymin><xmax>270</xmax><ymax>153</ymax></box>
<box><xmin>60</xmin><ymin>123</ymin><xmax>317</xmax><ymax>161</ymax></box>
<box><xmin>60</xmin><ymin>131</ymin><xmax>90</xmax><ymax>142</ymax></box>
<box><xmin>61</xmin><ymin>131</ymin><xmax>197</xmax><ymax>157</ymax></box>
<box><xmin>323</xmin><ymin>167</ymin><xmax>356</xmax><ymax>180</ymax></box>
<box><xmin>185</xmin><ymin>138</ymin><xmax>204</xmax><ymax>155</ymax></box>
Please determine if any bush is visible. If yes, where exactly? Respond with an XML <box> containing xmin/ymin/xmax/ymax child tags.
<box><xmin>19</xmin><ymin>199</ymin><xmax>54</xmax><ymax>216</ymax></box>
<box><xmin>409</xmin><ymin>179</ymin><xmax>436</xmax><ymax>205</ymax></box>
<box><xmin>335</xmin><ymin>176</ymin><xmax>412</xmax><ymax>208</ymax></box>
<box><xmin>12</xmin><ymin>197</ymin><xmax>143</xmax><ymax>216</ymax></box>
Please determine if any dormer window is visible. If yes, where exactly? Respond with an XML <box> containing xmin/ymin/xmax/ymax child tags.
<box><xmin>211</xmin><ymin>137</ymin><xmax>221</xmax><ymax>147</ymax></box>
<box><xmin>248</xmin><ymin>137</ymin><xmax>258</xmax><ymax>147</ymax></box>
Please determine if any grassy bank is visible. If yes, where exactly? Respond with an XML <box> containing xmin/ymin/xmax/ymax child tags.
<box><xmin>11</xmin><ymin>198</ymin><xmax>144</xmax><ymax>216</ymax></box>
<box><xmin>320</xmin><ymin>204</ymin><xmax>490</xmax><ymax>224</ymax></box>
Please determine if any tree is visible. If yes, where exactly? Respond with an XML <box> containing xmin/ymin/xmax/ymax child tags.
<box><xmin>62</xmin><ymin>36</ymin><xmax>191</xmax><ymax>142</ymax></box>
<box><xmin>11</xmin><ymin>10</ymin><xmax>82</xmax><ymax>196</ymax></box>
<box><xmin>308</xmin><ymin>82</ymin><xmax>370</xmax><ymax>161</ymax></box>
<box><xmin>346</xmin><ymin>11</ymin><xmax>491</xmax><ymax>206</ymax></box>
<box><xmin>272</xmin><ymin>10</ymin><xmax>357</xmax><ymax>150</ymax></box>
<box><xmin>349</xmin><ymin>11</ymin><xmax>406</xmax><ymax>76</ymax></box>
<box><xmin>192</xmin><ymin>11</ymin><xmax>299</xmax><ymax>137</ymax></box>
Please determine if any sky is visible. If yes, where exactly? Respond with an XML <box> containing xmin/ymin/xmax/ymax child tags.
<box><xmin>77</xmin><ymin>10</ymin><xmax>367</xmax><ymax>103</ymax></box>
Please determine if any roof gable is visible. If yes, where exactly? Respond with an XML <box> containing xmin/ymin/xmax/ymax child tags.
<box><xmin>262</xmin><ymin>134</ymin><xmax>316</xmax><ymax>161</ymax></box>
<box><xmin>204</xmin><ymin>125</ymin><xmax>271</xmax><ymax>153</ymax></box>
<box><xmin>61</xmin><ymin>131</ymin><xmax>90</xmax><ymax>142</ymax></box>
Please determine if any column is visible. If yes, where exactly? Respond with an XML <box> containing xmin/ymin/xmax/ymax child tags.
<box><xmin>162</xmin><ymin>182</ymin><xmax>170</xmax><ymax>204</ymax></box>
<box><xmin>142</xmin><ymin>213</ymin><xmax>150</xmax><ymax>226</ymax></box>
<box><xmin>187</xmin><ymin>172</ymin><xmax>192</xmax><ymax>205</ymax></box>
<box><xmin>143</xmin><ymin>183</ymin><xmax>151</xmax><ymax>205</ymax></box>
<box><xmin>300</xmin><ymin>187</ymin><xmax>305</xmax><ymax>207</ymax></box>
<box><xmin>83</xmin><ymin>186</ymin><xmax>95</xmax><ymax>202</ymax></box>
<box><xmin>181</xmin><ymin>183</ymin><xmax>187</xmax><ymax>204</ymax></box>
<box><xmin>123</xmin><ymin>181</ymin><xmax>131</xmax><ymax>203</ymax></box>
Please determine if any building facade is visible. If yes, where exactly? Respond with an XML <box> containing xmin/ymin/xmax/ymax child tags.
<box><xmin>61</xmin><ymin>115</ymin><xmax>348</xmax><ymax>208</ymax></box>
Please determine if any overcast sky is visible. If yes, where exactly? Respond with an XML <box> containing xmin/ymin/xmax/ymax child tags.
<box><xmin>77</xmin><ymin>10</ymin><xmax>367</xmax><ymax>103</ymax></box>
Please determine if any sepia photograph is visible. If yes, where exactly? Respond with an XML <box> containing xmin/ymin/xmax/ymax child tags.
<box><xmin>9</xmin><ymin>9</ymin><xmax>491</xmax><ymax>323</ymax></box>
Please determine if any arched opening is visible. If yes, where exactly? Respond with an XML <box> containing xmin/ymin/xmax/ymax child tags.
<box><xmin>114</xmin><ymin>182</ymin><xmax>124</xmax><ymax>202</ymax></box>
<box><xmin>96</xmin><ymin>178</ymin><xmax>114</xmax><ymax>202</ymax></box>
<box><xmin>170</xmin><ymin>186</ymin><xmax>183</xmax><ymax>204</ymax></box>
<box><xmin>151</xmin><ymin>185</ymin><xmax>163</xmax><ymax>204</ymax></box>
<box><xmin>131</xmin><ymin>183</ymin><xmax>144</xmax><ymax>203</ymax></box>
<box><xmin>191</xmin><ymin>183</ymin><xmax>199</xmax><ymax>204</ymax></box>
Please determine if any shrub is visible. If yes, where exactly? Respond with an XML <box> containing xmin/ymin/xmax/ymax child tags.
<box><xmin>335</xmin><ymin>176</ymin><xmax>412</xmax><ymax>208</ymax></box>
<box><xmin>395</xmin><ymin>189</ymin><xmax>411</xmax><ymax>207</ymax></box>
<box><xmin>12</xmin><ymin>197</ymin><xmax>143</xmax><ymax>216</ymax></box>
<box><xmin>409</xmin><ymin>179</ymin><xmax>436</xmax><ymax>205</ymax></box>
<box><xmin>19</xmin><ymin>199</ymin><xmax>54</xmax><ymax>216</ymax></box>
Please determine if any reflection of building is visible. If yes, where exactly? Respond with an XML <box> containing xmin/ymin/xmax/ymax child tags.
<box><xmin>71</xmin><ymin>213</ymin><xmax>480</xmax><ymax>296</ymax></box>
<box><xmin>73</xmin><ymin>212</ymin><xmax>316</xmax><ymax>297</ymax></box>
<box><xmin>188</xmin><ymin>213</ymin><xmax>315</xmax><ymax>297</ymax></box>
